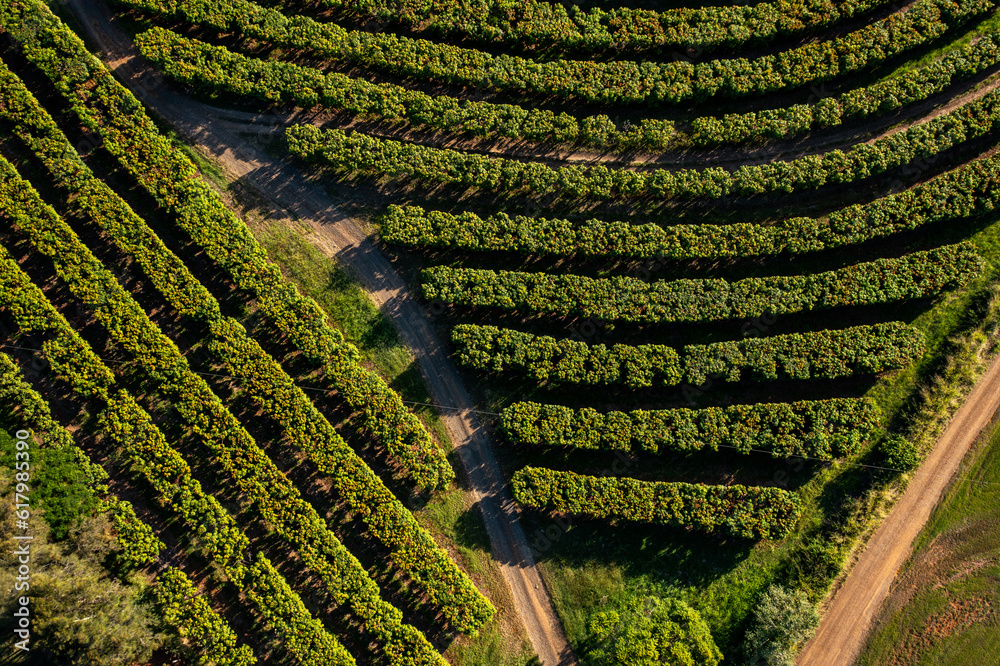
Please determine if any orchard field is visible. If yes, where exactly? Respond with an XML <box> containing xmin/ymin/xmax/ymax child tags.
<box><xmin>0</xmin><ymin>0</ymin><xmax>999</xmax><ymax>663</ymax></box>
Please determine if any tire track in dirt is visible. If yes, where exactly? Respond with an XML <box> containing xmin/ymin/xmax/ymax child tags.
<box><xmin>66</xmin><ymin>2</ymin><xmax>575</xmax><ymax>663</ymax></box>
<box><xmin>797</xmin><ymin>353</ymin><xmax>1000</xmax><ymax>666</ymax></box>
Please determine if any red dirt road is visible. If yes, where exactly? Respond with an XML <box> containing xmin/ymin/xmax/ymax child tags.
<box><xmin>797</xmin><ymin>353</ymin><xmax>1000</xmax><ymax>666</ymax></box>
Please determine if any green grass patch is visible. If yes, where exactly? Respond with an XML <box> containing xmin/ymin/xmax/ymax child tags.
<box><xmin>248</xmin><ymin>218</ymin><xmax>450</xmax><ymax>444</ymax></box>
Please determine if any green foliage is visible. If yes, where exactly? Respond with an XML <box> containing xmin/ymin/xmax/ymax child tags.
<box><xmin>103</xmin><ymin>394</ymin><xmax>347</xmax><ymax>666</ymax></box>
<box><xmin>379</xmin><ymin>152</ymin><xmax>1000</xmax><ymax>257</ymax></box>
<box><xmin>451</xmin><ymin>324</ymin><xmax>683</xmax><ymax>388</ymax></box>
<box><xmin>691</xmin><ymin>34</ymin><xmax>1000</xmax><ymax>145</ymax></box>
<box><xmin>0</xmin><ymin>352</ymin><xmax>108</xmax><ymax>489</ymax></box>
<box><xmin>0</xmin><ymin>245</ymin><xmax>114</xmax><ymax>401</ymax></box>
<box><xmin>880</xmin><ymin>435</ymin><xmax>922</xmax><ymax>471</ymax></box>
<box><xmin>0</xmin><ymin>355</ymin><xmax>162</xmax><ymax>572</ymax></box>
<box><xmin>0</xmin><ymin>434</ymin><xmax>97</xmax><ymax>541</ymax></box>
<box><xmin>682</xmin><ymin>323</ymin><xmax>926</xmax><ymax>385</ymax></box>
<box><xmin>311</xmin><ymin>0</ymin><xmax>893</xmax><ymax>55</ymax></box>
<box><xmin>0</xmin><ymin>490</ymin><xmax>162</xmax><ymax>666</ymax></box>
<box><xmin>424</xmin><ymin>245</ymin><xmax>983</xmax><ymax>324</ymax></box>
<box><xmin>134</xmin><ymin>27</ymin><xmax>667</xmax><ymax>149</ymax></box>
<box><xmin>586</xmin><ymin>596</ymin><xmax>723</xmax><ymax>666</ymax></box>
<box><xmin>0</xmin><ymin>142</ymin><xmax>455</xmax><ymax>656</ymax></box>
<box><xmin>0</xmin><ymin>200</ymin><xmax>348</xmax><ymax>666</ymax></box>
<box><xmin>101</xmin><ymin>497</ymin><xmax>165</xmax><ymax>569</ymax></box>
<box><xmin>117</xmin><ymin>0</ymin><xmax>990</xmax><ymax>105</ymax></box>
<box><xmin>0</xmin><ymin>0</ymin><xmax>486</xmax><ymax>656</ymax></box>
<box><xmin>0</xmin><ymin>16</ymin><xmax>451</xmax><ymax>493</ymax></box>
<box><xmin>154</xmin><ymin>568</ymin><xmax>257</xmax><ymax>666</ymax></box>
<box><xmin>287</xmin><ymin>75</ymin><xmax>1000</xmax><ymax>198</ymax></box>
<box><xmin>502</xmin><ymin>398</ymin><xmax>880</xmax><ymax>459</ymax></box>
<box><xmin>0</xmin><ymin>48</ymin><xmax>454</xmax><ymax>488</ymax></box>
<box><xmin>0</xmin><ymin>40</ymin><xmax>485</xmax><ymax>642</ymax></box>
<box><xmin>210</xmin><ymin>317</ymin><xmax>495</xmax><ymax>637</ymax></box>
<box><xmin>5</xmin><ymin>2</ymin><xmax>990</xmax><ymax>664</ymax></box>
<box><xmin>741</xmin><ymin>585</ymin><xmax>819</xmax><ymax>666</ymax></box>
<box><xmin>452</xmin><ymin>322</ymin><xmax>924</xmax><ymax>387</ymax></box>
<box><xmin>511</xmin><ymin>467</ymin><xmax>804</xmax><ymax>540</ymax></box>
<box><xmin>0</xmin><ymin>400</ymin><xmax>248</xmax><ymax>666</ymax></box>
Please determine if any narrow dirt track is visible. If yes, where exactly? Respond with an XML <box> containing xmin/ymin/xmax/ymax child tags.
<box><xmin>66</xmin><ymin>2</ymin><xmax>575</xmax><ymax>664</ymax></box>
<box><xmin>797</xmin><ymin>352</ymin><xmax>1000</xmax><ymax>666</ymax></box>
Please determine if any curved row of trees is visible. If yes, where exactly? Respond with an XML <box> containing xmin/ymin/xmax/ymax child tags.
<box><xmin>378</xmin><ymin>152</ymin><xmax>1000</xmax><ymax>256</ymax></box>
<box><xmin>511</xmin><ymin>467</ymin><xmax>804</xmax><ymax>539</ymax></box>
<box><xmin>135</xmin><ymin>27</ymin><xmax>674</xmax><ymax>149</ymax></box>
<box><xmin>422</xmin><ymin>244</ymin><xmax>983</xmax><ymax>323</ymax></box>
<box><xmin>450</xmin><ymin>322</ymin><xmax>925</xmax><ymax>387</ymax></box>
<box><xmin>313</xmin><ymin>0</ymin><xmax>894</xmax><ymax>55</ymax></box>
<box><xmin>117</xmin><ymin>0</ymin><xmax>992</xmax><ymax>104</ymax></box>
<box><xmin>133</xmin><ymin>6</ymin><xmax>1000</xmax><ymax>152</ymax></box>
<box><xmin>501</xmin><ymin>398</ymin><xmax>880</xmax><ymax>459</ymax></box>
<box><xmin>691</xmin><ymin>33</ymin><xmax>1000</xmax><ymax>144</ymax></box>
<box><xmin>287</xmin><ymin>80</ymin><xmax>1000</xmax><ymax>200</ymax></box>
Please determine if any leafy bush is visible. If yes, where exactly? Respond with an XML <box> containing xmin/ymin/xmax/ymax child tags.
<box><xmin>586</xmin><ymin>596</ymin><xmax>723</xmax><ymax>666</ymax></box>
<box><xmin>512</xmin><ymin>467</ymin><xmax>803</xmax><ymax>539</ymax></box>
<box><xmin>452</xmin><ymin>322</ymin><xmax>923</xmax><ymax>387</ymax></box>
<box><xmin>423</xmin><ymin>245</ymin><xmax>983</xmax><ymax>324</ymax></box>
<box><xmin>101</xmin><ymin>497</ymin><xmax>164</xmax><ymax>570</ymax></box>
<box><xmin>0</xmin><ymin>435</ymin><xmax>97</xmax><ymax>540</ymax></box>
<box><xmin>742</xmin><ymin>585</ymin><xmax>819</xmax><ymax>666</ymax></box>
<box><xmin>880</xmin><ymin>435</ymin><xmax>921</xmax><ymax>471</ymax></box>
<box><xmin>451</xmin><ymin>324</ymin><xmax>683</xmax><ymax>387</ymax></box>
<box><xmin>502</xmin><ymin>398</ymin><xmax>880</xmax><ymax>459</ymax></box>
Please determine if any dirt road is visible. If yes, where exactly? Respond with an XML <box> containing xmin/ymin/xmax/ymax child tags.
<box><xmin>797</xmin><ymin>352</ymin><xmax>1000</xmax><ymax>666</ymax></box>
<box><xmin>67</xmin><ymin>1</ymin><xmax>574</xmax><ymax>663</ymax></box>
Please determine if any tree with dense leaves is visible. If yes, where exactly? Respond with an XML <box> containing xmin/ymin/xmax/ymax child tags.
<box><xmin>587</xmin><ymin>596</ymin><xmax>722</xmax><ymax>666</ymax></box>
<box><xmin>742</xmin><ymin>585</ymin><xmax>819</xmax><ymax>666</ymax></box>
